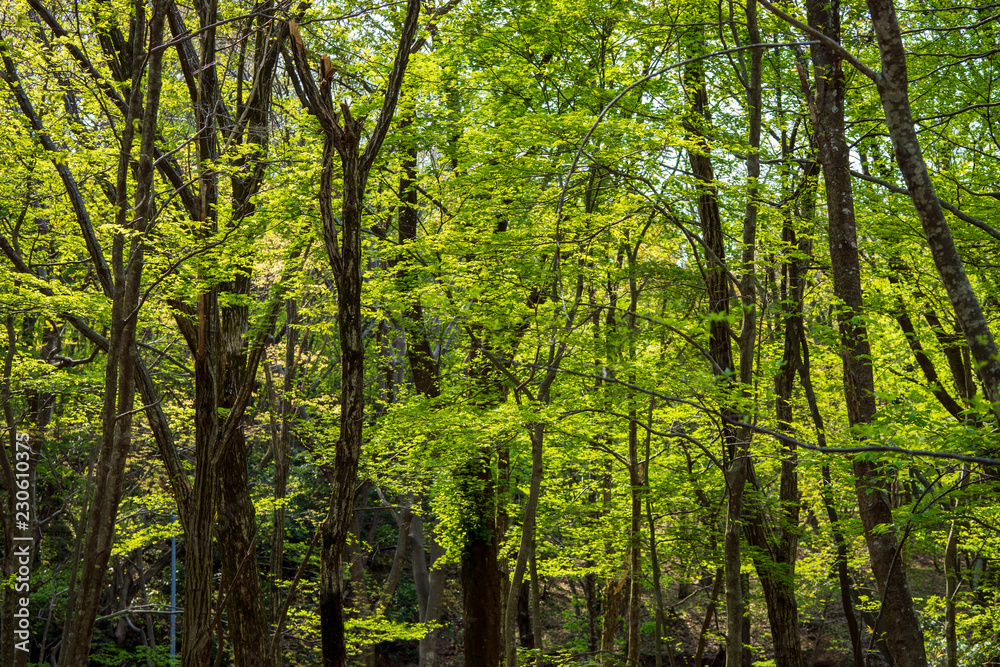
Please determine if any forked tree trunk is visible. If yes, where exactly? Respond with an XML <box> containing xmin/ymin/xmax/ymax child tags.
<box><xmin>287</xmin><ymin>2</ymin><xmax>421</xmax><ymax>663</ymax></box>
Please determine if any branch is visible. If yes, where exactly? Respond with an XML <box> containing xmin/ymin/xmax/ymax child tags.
<box><xmin>270</xmin><ymin>530</ymin><xmax>320</xmax><ymax>657</ymax></box>
<box><xmin>521</xmin><ymin>363</ymin><xmax>1000</xmax><ymax>468</ymax></box>
<box><xmin>214</xmin><ymin>238</ymin><xmax>311</xmax><ymax>466</ymax></box>
<box><xmin>756</xmin><ymin>0</ymin><xmax>879</xmax><ymax>81</ymax></box>
<box><xmin>408</xmin><ymin>0</ymin><xmax>461</xmax><ymax>54</ymax></box>
<box><xmin>361</xmin><ymin>0</ymin><xmax>422</xmax><ymax>173</ymax></box>
<box><xmin>0</xmin><ymin>51</ymin><xmax>114</xmax><ymax>297</ymax></box>
<box><xmin>849</xmin><ymin>168</ymin><xmax>1000</xmax><ymax>243</ymax></box>
<box><xmin>27</xmin><ymin>0</ymin><xmax>199</xmax><ymax>219</ymax></box>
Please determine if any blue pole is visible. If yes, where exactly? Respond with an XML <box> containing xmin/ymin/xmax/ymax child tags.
<box><xmin>170</xmin><ymin>517</ymin><xmax>177</xmax><ymax>664</ymax></box>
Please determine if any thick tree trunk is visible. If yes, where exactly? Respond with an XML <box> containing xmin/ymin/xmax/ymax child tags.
<box><xmin>805</xmin><ymin>1</ymin><xmax>929</xmax><ymax>664</ymax></box>
<box><xmin>213</xmin><ymin>4</ymin><xmax>287</xmax><ymax>662</ymax></box>
<box><xmin>216</xmin><ymin>428</ymin><xmax>270</xmax><ymax>666</ymax></box>
<box><xmin>183</xmin><ymin>0</ymin><xmax>224</xmax><ymax>662</ymax></box>
<box><xmin>184</xmin><ymin>317</ymin><xmax>221</xmax><ymax>667</ymax></box>
<box><xmin>460</xmin><ymin>445</ymin><xmax>503</xmax><ymax>667</ymax></box>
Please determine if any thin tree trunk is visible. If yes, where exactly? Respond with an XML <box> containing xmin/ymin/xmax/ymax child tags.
<box><xmin>944</xmin><ymin>518</ymin><xmax>958</xmax><ymax>667</ymax></box>
<box><xmin>741</xmin><ymin>42</ymin><xmax>806</xmax><ymax>661</ymax></box>
<box><xmin>682</xmin><ymin>33</ymin><xmax>744</xmax><ymax>667</ymax></box>
<box><xmin>799</xmin><ymin>334</ymin><xmax>866</xmax><ymax>667</ymax></box>
<box><xmin>530</xmin><ymin>542</ymin><xmax>543</xmax><ymax>667</ymax></box>
<box><xmin>59</xmin><ymin>0</ymin><xmax>163</xmax><ymax>659</ymax></box>
<box><xmin>268</xmin><ymin>299</ymin><xmax>297</xmax><ymax>653</ymax></box>
<box><xmin>644</xmin><ymin>399</ymin><xmax>667</xmax><ymax>667</ymax></box>
<box><xmin>600</xmin><ymin>574</ymin><xmax>626</xmax><ymax>667</ymax></box>
<box><xmin>287</xmin><ymin>3</ymin><xmax>420</xmax><ymax>663</ymax></box>
<box><xmin>585</xmin><ymin>570</ymin><xmax>600</xmax><ymax>658</ymax></box>
<box><xmin>694</xmin><ymin>568</ymin><xmax>724</xmax><ymax>667</ymax></box>
<box><xmin>410</xmin><ymin>515</ymin><xmax>447</xmax><ymax>667</ymax></box>
<box><xmin>1</xmin><ymin>316</ymin><xmax>29</xmax><ymax>667</ymax></box>
<box><xmin>626</xmin><ymin>262</ymin><xmax>642</xmax><ymax>667</ymax></box>
<box><xmin>503</xmin><ymin>424</ymin><xmax>544</xmax><ymax>667</ymax></box>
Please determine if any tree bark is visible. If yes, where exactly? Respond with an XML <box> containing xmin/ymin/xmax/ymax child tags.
<box><xmin>410</xmin><ymin>514</ymin><xmax>447</xmax><ymax>667</ymax></box>
<box><xmin>805</xmin><ymin>0</ymin><xmax>929</xmax><ymax>663</ymax></box>
<box><xmin>741</xmin><ymin>46</ymin><xmax>806</xmax><ymax>662</ymax></box>
<box><xmin>682</xmin><ymin>33</ymin><xmax>745</xmax><ymax>667</ymax></box>
<box><xmin>944</xmin><ymin>518</ymin><xmax>958</xmax><ymax>667</ymax></box>
<box><xmin>866</xmin><ymin>0</ymin><xmax>1000</xmax><ymax>409</ymax></box>
<box><xmin>287</xmin><ymin>2</ymin><xmax>421</xmax><ymax>663</ymax></box>
<box><xmin>600</xmin><ymin>573</ymin><xmax>625</xmax><ymax>667</ymax></box>
<box><xmin>503</xmin><ymin>424</ymin><xmax>544</xmax><ymax>667</ymax></box>
<box><xmin>58</xmin><ymin>0</ymin><xmax>164</xmax><ymax>659</ymax></box>
<box><xmin>213</xmin><ymin>3</ymin><xmax>289</xmax><ymax>662</ymax></box>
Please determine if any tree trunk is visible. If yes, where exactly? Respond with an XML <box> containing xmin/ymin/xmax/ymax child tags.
<box><xmin>269</xmin><ymin>299</ymin><xmax>298</xmax><ymax>657</ymax></box>
<box><xmin>805</xmin><ymin>0</ymin><xmax>929</xmax><ymax>663</ymax></box>
<box><xmin>865</xmin><ymin>0</ymin><xmax>1000</xmax><ymax>408</ymax></box>
<box><xmin>503</xmin><ymin>424</ymin><xmax>544</xmax><ymax>667</ymax></box>
<box><xmin>741</xmin><ymin>59</ymin><xmax>806</xmax><ymax>664</ymax></box>
<box><xmin>410</xmin><ymin>515</ymin><xmax>447</xmax><ymax>667</ymax></box>
<box><xmin>600</xmin><ymin>574</ymin><xmax>625</xmax><ymax>667</ymax></box>
<box><xmin>286</xmin><ymin>3</ymin><xmax>421</xmax><ymax>661</ymax></box>
<box><xmin>682</xmin><ymin>33</ymin><xmax>744</xmax><ymax>667</ymax></box>
<box><xmin>460</xmin><ymin>445</ymin><xmax>503</xmax><ymax>667</ymax></box>
<box><xmin>59</xmin><ymin>0</ymin><xmax>163</xmax><ymax>659</ymax></box>
<box><xmin>529</xmin><ymin>543</ymin><xmax>543</xmax><ymax>667</ymax></box>
<box><xmin>945</xmin><ymin>518</ymin><xmax>958</xmax><ymax>667</ymax></box>
<box><xmin>644</xmin><ymin>400</ymin><xmax>669</xmax><ymax>667</ymax></box>
<box><xmin>585</xmin><ymin>571</ymin><xmax>600</xmax><ymax>657</ymax></box>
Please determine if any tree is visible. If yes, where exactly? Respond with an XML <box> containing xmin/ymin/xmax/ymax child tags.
<box><xmin>2</xmin><ymin>0</ymin><xmax>1000</xmax><ymax>664</ymax></box>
